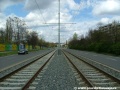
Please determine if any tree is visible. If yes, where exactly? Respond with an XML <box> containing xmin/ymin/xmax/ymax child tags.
<box><xmin>68</xmin><ymin>33</ymin><xmax>79</xmax><ymax>49</ymax></box>
<box><xmin>13</xmin><ymin>17</ymin><xmax>27</xmax><ymax>44</ymax></box>
<box><xmin>73</xmin><ymin>32</ymin><xmax>78</xmax><ymax>40</ymax></box>
<box><xmin>38</xmin><ymin>38</ymin><xmax>45</xmax><ymax>49</ymax></box>
<box><xmin>29</xmin><ymin>31</ymin><xmax>39</xmax><ymax>49</ymax></box>
<box><xmin>5</xmin><ymin>17</ymin><xmax>13</xmax><ymax>44</ymax></box>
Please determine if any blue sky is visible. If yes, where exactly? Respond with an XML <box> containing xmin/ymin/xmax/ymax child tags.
<box><xmin>0</xmin><ymin>0</ymin><xmax>120</xmax><ymax>43</ymax></box>
<box><xmin>4</xmin><ymin>3</ymin><xmax>28</xmax><ymax>17</ymax></box>
<box><xmin>74</xmin><ymin>0</ymin><xmax>81</xmax><ymax>4</ymax></box>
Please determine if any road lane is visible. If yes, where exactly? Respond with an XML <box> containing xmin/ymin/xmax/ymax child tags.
<box><xmin>66</xmin><ymin>49</ymin><xmax>120</xmax><ymax>71</ymax></box>
<box><xmin>0</xmin><ymin>49</ymin><xmax>53</xmax><ymax>71</ymax></box>
<box><xmin>106</xmin><ymin>58</ymin><xmax>117</xmax><ymax>61</ymax></box>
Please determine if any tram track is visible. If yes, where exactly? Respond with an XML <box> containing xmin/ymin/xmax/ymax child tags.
<box><xmin>62</xmin><ymin>50</ymin><xmax>120</xmax><ymax>89</ymax></box>
<box><xmin>0</xmin><ymin>50</ymin><xmax>55</xmax><ymax>90</ymax></box>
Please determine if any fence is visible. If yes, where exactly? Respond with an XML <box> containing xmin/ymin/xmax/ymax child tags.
<box><xmin>0</xmin><ymin>44</ymin><xmax>18</xmax><ymax>51</ymax></box>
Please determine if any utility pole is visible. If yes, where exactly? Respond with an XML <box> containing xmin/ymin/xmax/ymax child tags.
<box><xmin>45</xmin><ymin>0</ymin><xmax>76</xmax><ymax>55</ymax></box>
<box><xmin>58</xmin><ymin>0</ymin><xmax>60</xmax><ymax>48</ymax></box>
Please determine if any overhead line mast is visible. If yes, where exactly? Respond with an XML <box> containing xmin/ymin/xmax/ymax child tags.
<box><xmin>58</xmin><ymin>0</ymin><xmax>60</xmax><ymax>48</ymax></box>
<box><xmin>45</xmin><ymin>0</ymin><xmax>75</xmax><ymax>53</ymax></box>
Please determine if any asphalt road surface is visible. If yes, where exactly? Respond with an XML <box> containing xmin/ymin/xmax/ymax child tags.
<box><xmin>65</xmin><ymin>49</ymin><xmax>120</xmax><ymax>71</ymax></box>
<box><xmin>0</xmin><ymin>49</ymin><xmax>53</xmax><ymax>71</ymax></box>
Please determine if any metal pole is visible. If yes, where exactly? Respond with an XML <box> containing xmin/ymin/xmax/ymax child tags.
<box><xmin>58</xmin><ymin>0</ymin><xmax>60</xmax><ymax>48</ymax></box>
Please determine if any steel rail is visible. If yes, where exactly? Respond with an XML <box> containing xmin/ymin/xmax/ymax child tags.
<box><xmin>22</xmin><ymin>51</ymin><xmax>55</xmax><ymax>90</ymax></box>
<box><xmin>0</xmin><ymin>50</ymin><xmax>53</xmax><ymax>82</ymax></box>
<box><xmin>63</xmin><ymin>50</ymin><xmax>120</xmax><ymax>84</ymax></box>
<box><xmin>62</xmin><ymin>50</ymin><xmax>95</xmax><ymax>88</ymax></box>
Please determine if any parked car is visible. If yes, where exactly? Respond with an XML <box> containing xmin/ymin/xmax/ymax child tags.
<box><xmin>18</xmin><ymin>49</ymin><xmax>28</xmax><ymax>54</ymax></box>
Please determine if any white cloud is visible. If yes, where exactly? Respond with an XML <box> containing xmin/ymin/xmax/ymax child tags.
<box><xmin>98</xmin><ymin>16</ymin><xmax>120</xmax><ymax>25</ymax></box>
<box><xmin>100</xmin><ymin>17</ymin><xmax>110</xmax><ymax>24</ymax></box>
<box><xmin>93</xmin><ymin>0</ymin><xmax>120</xmax><ymax>15</ymax></box>
<box><xmin>1</xmin><ymin>0</ymin><xmax>96</xmax><ymax>43</ymax></box>
<box><xmin>0</xmin><ymin>13</ymin><xmax>6</xmax><ymax>28</ymax></box>
<box><xmin>24</xmin><ymin>0</ymin><xmax>55</xmax><ymax>11</ymax></box>
<box><xmin>66</xmin><ymin>0</ymin><xmax>97</xmax><ymax>11</ymax></box>
<box><xmin>66</xmin><ymin>0</ymin><xmax>80</xmax><ymax>10</ymax></box>
<box><xmin>1</xmin><ymin>0</ymin><xmax>120</xmax><ymax>43</ymax></box>
<box><xmin>111</xmin><ymin>16</ymin><xmax>120</xmax><ymax>22</ymax></box>
<box><xmin>25</xmin><ymin>0</ymin><xmax>118</xmax><ymax>43</ymax></box>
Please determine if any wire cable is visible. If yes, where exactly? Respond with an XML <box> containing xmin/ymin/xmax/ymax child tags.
<box><xmin>34</xmin><ymin>0</ymin><xmax>46</xmax><ymax>23</ymax></box>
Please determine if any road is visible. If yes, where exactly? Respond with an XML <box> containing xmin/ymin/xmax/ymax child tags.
<box><xmin>0</xmin><ymin>49</ymin><xmax>53</xmax><ymax>71</ymax></box>
<box><xmin>65</xmin><ymin>49</ymin><xmax>120</xmax><ymax>71</ymax></box>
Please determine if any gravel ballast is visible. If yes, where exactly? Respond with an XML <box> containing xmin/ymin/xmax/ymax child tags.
<box><xmin>35</xmin><ymin>51</ymin><xmax>79</xmax><ymax>90</ymax></box>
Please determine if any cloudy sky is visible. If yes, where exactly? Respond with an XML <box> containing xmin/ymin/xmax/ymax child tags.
<box><xmin>0</xmin><ymin>0</ymin><xmax>120</xmax><ymax>43</ymax></box>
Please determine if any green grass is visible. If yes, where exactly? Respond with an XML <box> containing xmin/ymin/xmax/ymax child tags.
<box><xmin>0</xmin><ymin>51</ymin><xmax>17</xmax><ymax>57</ymax></box>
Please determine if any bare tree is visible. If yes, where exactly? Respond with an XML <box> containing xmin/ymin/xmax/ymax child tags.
<box><xmin>5</xmin><ymin>17</ymin><xmax>14</xmax><ymax>43</ymax></box>
<box><xmin>0</xmin><ymin>28</ymin><xmax>5</xmax><ymax>43</ymax></box>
